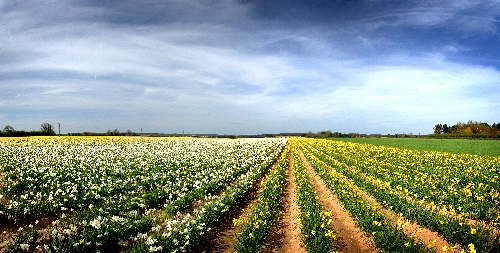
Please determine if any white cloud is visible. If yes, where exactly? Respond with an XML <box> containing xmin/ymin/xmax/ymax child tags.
<box><xmin>357</xmin><ymin>1</ymin><xmax>500</xmax><ymax>37</ymax></box>
<box><xmin>1</xmin><ymin>1</ymin><xmax>498</xmax><ymax>134</ymax></box>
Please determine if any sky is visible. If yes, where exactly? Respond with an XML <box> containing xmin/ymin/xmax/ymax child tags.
<box><xmin>1</xmin><ymin>0</ymin><xmax>499</xmax><ymax>135</ymax></box>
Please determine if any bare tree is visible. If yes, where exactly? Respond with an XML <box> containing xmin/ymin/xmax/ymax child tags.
<box><xmin>3</xmin><ymin>125</ymin><xmax>15</xmax><ymax>135</ymax></box>
<box><xmin>41</xmin><ymin>123</ymin><xmax>55</xmax><ymax>135</ymax></box>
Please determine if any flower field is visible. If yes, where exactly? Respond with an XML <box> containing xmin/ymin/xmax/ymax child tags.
<box><xmin>1</xmin><ymin>136</ymin><xmax>499</xmax><ymax>252</ymax></box>
<box><xmin>296</xmin><ymin>138</ymin><xmax>500</xmax><ymax>252</ymax></box>
<box><xmin>0</xmin><ymin>137</ymin><xmax>286</xmax><ymax>252</ymax></box>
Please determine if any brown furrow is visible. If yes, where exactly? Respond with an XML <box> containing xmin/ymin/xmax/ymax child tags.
<box><xmin>275</xmin><ymin>147</ymin><xmax>307</xmax><ymax>253</ymax></box>
<box><xmin>358</xmin><ymin>189</ymin><xmax>463</xmax><ymax>252</ymax></box>
<box><xmin>297</xmin><ymin>147</ymin><xmax>378</xmax><ymax>253</ymax></box>
<box><xmin>192</xmin><ymin>146</ymin><xmax>287</xmax><ymax>253</ymax></box>
<box><xmin>300</xmin><ymin>146</ymin><xmax>464</xmax><ymax>252</ymax></box>
<box><xmin>325</xmin><ymin>152</ymin><xmax>499</xmax><ymax>236</ymax></box>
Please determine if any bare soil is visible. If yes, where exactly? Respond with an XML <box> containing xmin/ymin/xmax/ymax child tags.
<box><xmin>265</xmin><ymin>148</ymin><xmax>306</xmax><ymax>253</ymax></box>
<box><xmin>0</xmin><ymin>214</ymin><xmax>60</xmax><ymax>251</ymax></box>
<box><xmin>195</xmin><ymin>147</ymin><xmax>308</xmax><ymax>253</ymax></box>
<box><xmin>2</xmin><ymin>143</ymin><xmax>478</xmax><ymax>253</ymax></box>
<box><xmin>298</xmin><ymin>148</ymin><xmax>378</xmax><ymax>253</ymax></box>
<box><xmin>192</xmin><ymin>153</ymin><xmax>288</xmax><ymax>253</ymax></box>
<box><xmin>359</xmin><ymin>190</ymin><xmax>463</xmax><ymax>252</ymax></box>
<box><xmin>190</xmin><ymin>178</ymin><xmax>265</xmax><ymax>253</ymax></box>
<box><xmin>326</xmin><ymin>153</ymin><xmax>499</xmax><ymax>240</ymax></box>
<box><xmin>309</xmin><ymin>150</ymin><xmax>463</xmax><ymax>252</ymax></box>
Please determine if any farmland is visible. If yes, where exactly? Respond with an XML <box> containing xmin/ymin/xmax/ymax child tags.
<box><xmin>1</xmin><ymin>137</ymin><xmax>499</xmax><ymax>252</ymax></box>
<box><xmin>328</xmin><ymin>137</ymin><xmax>500</xmax><ymax>157</ymax></box>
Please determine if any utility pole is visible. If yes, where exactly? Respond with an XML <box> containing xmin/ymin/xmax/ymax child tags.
<box><xmin>58</xmin><ymin>123</ymin><xmax>60</xmax><ymax>137</ymax></box>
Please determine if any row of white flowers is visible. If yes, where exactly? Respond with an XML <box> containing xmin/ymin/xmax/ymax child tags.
<box><xmin>0</xmin><ymin>137</ymin><xmax>287</xmax><ymax>252</ymax></box>
<box><xmin>128</xmin><ymin>154</ymin><xmax>274</xmax><ymax>252</ymax></box>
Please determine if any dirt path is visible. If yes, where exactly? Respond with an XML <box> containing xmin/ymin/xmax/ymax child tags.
<box><xmin>298</xmin><ymin>148</ymin><xmax>378</xmax><ymax>253</ymax></box>
<box><xmin>358</xmin><ymin>190</ymin><xmax>462</xmax><ymax>252</ymax></box>
<box><xmin>299</xmin><ymin>147</ymin><xmax>463</xmax><ymax>252</ymax></box>
<box><xmin>322</xmin><ymin>151</ymin><xmax>496</xmax><ymax>234</ymax></box>
<box><xmin>192</xmin><ymin>151</ymin><xmax>289</xmax><ymax>253</ymax></box>
<box><xmin>306</xmin><ymin>143</ymin><xmax>498</xmax><ymax>244</ymax></box>
<box><xmin>359</xmin><ymin>171</ymin><xmax>499</xmax><ymax>238</ymax></box>
<box><xmin>190</xmin><ymin>185</ymin><xmax>259</xmax><ymax>253</ymax></box>
<box><xmin>270</xmin><ymin>147</ymin><xmax>307</xmax><ymax>253</ymax></box>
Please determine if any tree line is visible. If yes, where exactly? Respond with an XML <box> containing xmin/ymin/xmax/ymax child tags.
<box><xmin>1</xmin><ymin>123</ymin><xmax>56</xmax><ymax>137</ymax></box>
<box><xmin>305</xmin><ymin>130</ymin><xmax>361</xmax><ymax>138</ymax></box>
<box><xmin>69</xmin><ymin>129</ymin><xmax>138</xmax><ymax>136</ymax></box>
<box><xmin>432</xmin><ymin>121</ymin><xmax>500</xmax><ymax>139</ymax></box>
<box><xmin>1</xmin><ymin>124</ymin><xmax>138</xmax><ymax>137</ymax></box>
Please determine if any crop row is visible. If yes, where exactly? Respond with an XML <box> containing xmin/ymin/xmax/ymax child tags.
<box><xmin>296</xmin><ymin>139</ymin><xmax>435</xmax><ymax>252</ymax></box>
<box><xmin>127</xmin><ymin>146</ymin><xmax>278</xmax><ymax>253</ymax></box>
<box><xmin>301</xmin><ymin>139</ymin><xmax>500</xmax><ymax>223</ymax></box>
<box><xmin>234</xmin><ymin>141</ymin><xmax>291</xmax><ymax>252</ymax></box>
<box><xmin>3</xmin><ymin>136</ymin><xmax>498</xmax><ymax>252</ymax></box>
<box><xmin>291</xmin><ymin>143</ymin><xmax>338</xmax><ymax>252</ymax></box>
<box><xmin>0</xmin><ymin>137</ymin><xmax>286</xmax><ymax>252</ymax></box>
<box><xmin>298</xmin><ymin>138</ymin><xmax>500</xmax><ymax>252</ymax></box>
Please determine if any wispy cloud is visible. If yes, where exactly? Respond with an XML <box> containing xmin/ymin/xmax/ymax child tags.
<box><xmin>0</xmin><ymin>0</ymin><xmax>498</xmax><ymax>134</ymax></box>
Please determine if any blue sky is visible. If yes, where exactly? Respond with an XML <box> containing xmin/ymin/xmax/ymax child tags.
<box><xmin>1</xmin><ymin>0</ymin><xmax>499</xmax><ymax>135</ymax></box>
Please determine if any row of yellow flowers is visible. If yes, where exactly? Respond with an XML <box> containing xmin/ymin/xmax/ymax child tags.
<box><xmin>302</xmin><ymin>139</ymin><xmax>499</xmax><ymax>223</ymax></box>
<box><xmin>298</xmin><ymin>138</ymin><xmax>499</xmax><ymax>252</ymax></box>
<box><xmin>296</xmin><ymin>138</ymin><xmax>436</xmax><ymax>252</ymax></box>
<box><xmin>291</xmin><ymin>142</ymin><xmax>338</xmax><ymax>253</ymax></box>
<box><xmin>233</xmin><ymin>141</ymin><xmax>291</xmax><ymax>252</ymax></box>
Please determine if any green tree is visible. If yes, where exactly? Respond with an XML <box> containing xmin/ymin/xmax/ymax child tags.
<box><xmin>442</xmin><ymin>124</ymin><xmax>449</xmax><ymax>134</ymax></box>
<box><xmin>433</xmin><ymin>124</ymin><xmax>443</xmax><ymax>134</ymax></box>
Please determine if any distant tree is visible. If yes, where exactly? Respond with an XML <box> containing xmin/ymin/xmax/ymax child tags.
<box><xmin>475</xmin><ymin>122</ymin><xmax>491</xmax><ymax>134</ymax></box>
<box><xmin>333</xmin><ymin>132</ymin><xmax>346</xmax><ymax>137</ymax></box>
<box><xmin>41</xmin><ymin>123</ymin><xmax>56</xmax><ymax>135</ymax></box>
<box><xmin>106</xmin><ymin>129</ymin><xmax>121</xmax><ymax>136</ymax></box>
<box><xmin>442</xmin><ymin>124</ymin><xmax>449</xmax><ymax>134</ymax></box>
<box><xmin>433</xmin><ymin>124</ymin><xmax>443</xmax><ymax>134</ymax></box>
<box><xmin>3</xmin><ymin>125</ymin><xmax>15</xmax><ymax>135</ymax></box>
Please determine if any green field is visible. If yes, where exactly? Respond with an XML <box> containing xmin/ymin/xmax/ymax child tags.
<box><xmin>327</xmin><ymin>137</ymin><xmax>500</xmax><ymax>157</ymax></box>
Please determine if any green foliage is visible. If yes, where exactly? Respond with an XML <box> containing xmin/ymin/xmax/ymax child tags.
<box><xmin>433</xmin><ymin>121</ymin><xmax>500</xmax><ymax>138</ymax></box>
<box><xmin>292</xmin><ymin>147</ymin><xmax>338</xmax><ymax>253</ymax></box>
<box><xmin>328</xmin><ymin>137</ymin><xmax>500</xmax><ymax>157</ymax></box>
<box><xmin>300</xmin><ymin>138</ymin><xmax>500</xmax><ymax>252</ymax></box>
<box><xmin>0</xmin><ymin>138</ymin><xmax>287</xmax><ymax>252</ymax></box>
<box><xmin>299</xmin><ymin>141</ymin><xmax>429</xmax><ymax>252</ymax></box>
<box><xmin>235</xmin><ymin>143</ymin><xmax>289</xmax><ymax>253</ymax></box>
